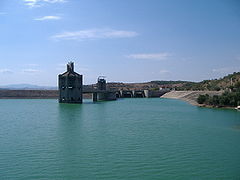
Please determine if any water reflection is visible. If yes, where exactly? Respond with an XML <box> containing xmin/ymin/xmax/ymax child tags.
<box><xmin>56</xmin><ymin>101</ymin><xmax>109</xmax><ymax>178</ymax></box>
<box><xmin>57</xmin><ymin>103</ymin><xmax>85</xmax><ymax>177</ymax></box>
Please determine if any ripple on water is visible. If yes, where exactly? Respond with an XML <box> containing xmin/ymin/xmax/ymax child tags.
<box><xmin>0</xmin><ymin>98</ymin><xmax>240</xmax><ymax>180</ymax></box>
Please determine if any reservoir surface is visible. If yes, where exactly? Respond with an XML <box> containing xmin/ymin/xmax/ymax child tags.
<box><xmin>0</xmin><ymin>98</ymin><xmax>240</xmax><ymax>180</ymax></box>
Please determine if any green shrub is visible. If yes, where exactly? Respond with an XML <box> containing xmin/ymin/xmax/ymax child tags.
<box><xmin>197</xmin><ymin>94</ymin><xmax>209</xmax><ymax>104</ymax></box>
<box><xmin>214</xmin><ymin>86</ymin><xmax>221</xmax><ymax>91</ymax></box>
<box><xmin>198</xmin><ymin>89</ymin><xmax>240</xmax><ymax>107</ymax></box>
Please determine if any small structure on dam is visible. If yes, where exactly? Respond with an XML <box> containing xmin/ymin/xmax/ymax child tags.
<box><xmin>90</xmin><ymin>76</ymin><xmax>116</xmax><ymax>102</ymax></box>
<box><xmin>58</xmin><ymin>62</ymin><xmax>83</xmax><ymax>103</ymax></box>
<box><xmin>97</xmin><ymin>76</ymin><xmax>107</xmax><ymax>90</ymax></box>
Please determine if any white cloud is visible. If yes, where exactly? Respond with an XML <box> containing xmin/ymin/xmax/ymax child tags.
<box><xmin>34</xmin><ymin>16</ymin><xmax>61</xmax><ymax>21</ymax></box>
<box><xmin>51</xmin><ymin>28</ymin><xmax>138</xmax><ymax>41</ymax></box>
<box><xmin>0</xmin><ymin>69</ymin><xmax>13</xmax><ymax>74</ymax></box>
<box><xmin>23</xmin><ymin>0</ymin><xmax>66</xmax><ymax>8</ymax></box>
<box><xmin>159</xmin><ymin>70</ymin><xmax>170</xmax><ymax>74</ymax></box>
<box><xmin>151</xmin><ymin>70</ymin><xmax>171</xmax><ymax>75</ymax></box>
<box><xmin>127</xmin><ymin>53</ymin><xmax>171</xmax><ymax>60</ymax></box>
<box><xmin>22</xmin><ymin>69</ymin><xmax>40</xmax><ymax>73</ymax></box>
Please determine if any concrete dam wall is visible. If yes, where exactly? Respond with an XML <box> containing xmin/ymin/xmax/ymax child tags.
<box><xmin>0</xmin><ymin>90</ymin><xmax>96</xmax><ymax>99</ymax></box>
<box><xmin>0</xmin><ymin>90</ymin><xmax>59</xmax><ymax>99</ymax></box>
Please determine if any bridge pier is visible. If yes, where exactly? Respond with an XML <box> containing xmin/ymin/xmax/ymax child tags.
<box><xmin>97</xmin><ymin>92</ymin><xmax>106</xmax><ymax>101</ymax></box>
<box><xmin>144</xmin><ymin>90</ymin><xmax>149</xmax><ymax>98</ymax></box>
<box><xmin>133</xmin><ymin>90</ymin><xmax>145</xmax><ymax>98</ymax></box>
<box><xmin>90</xmin><ymin>91</ymin><xmax>117</xmax><ymax>102</ymax></box>
<box><xmin>120</xmin><ymin>90</ymin><xmax>133</xmax><ymax>98</ymax></box>
<box><xmin>92</xmin><ymin>92</ymin><xmax>98</xmax><ymax>102</ymax></box>
<box><xmin>116</xmin><ymin>91</ymin><xmax>121</xmax><ymax>98</ymax></box>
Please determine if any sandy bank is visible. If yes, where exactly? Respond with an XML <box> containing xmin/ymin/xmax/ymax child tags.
<box><xmin>161</xmin><ymin>91</ymin><xmax>223</xmax><ymax>106</ymax></box>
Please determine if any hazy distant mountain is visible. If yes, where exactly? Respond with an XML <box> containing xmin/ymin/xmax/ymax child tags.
<box><xmin>0</xmin><ymin>84</ymin><xmax>57</xmax><ymax>90</ymax></box>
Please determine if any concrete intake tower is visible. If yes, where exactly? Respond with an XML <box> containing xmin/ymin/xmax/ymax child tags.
<box><xmin>58</xmin><ymin>62</ymin><xmax>83</xmax><ymax>103</ymax></box>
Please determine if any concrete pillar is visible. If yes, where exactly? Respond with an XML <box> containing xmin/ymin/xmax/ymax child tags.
<box><xmin>93</xmin><ymin>92</ymin><xmax>97</xmax><ymax>102</ymax></box>
<box><xmin>144</xmin><ymin>90</ymin><xmax>149</xmax><ymax>98</ymax></box>
<box><xmin>106</xmin><ymin>92</ymin><xmax>117</xmax><ymax>100</ymax></box>
<box><xmin>120</xmin><ymin>90</ymin><xmax>123</xmax><ymax>98</ymax></box>
<box><xmin>132</xmin><ymin>90</ymin><xmax>135</xmax><ymax>97</ymax></box>
<box><xmin>130</xmin><ymin>91</ymin><xmax>133</xmax><ymax>98</ymax></box>
<box><xmin>116</xmin><ymin>91</ymin><xmax>120</xmax><ymax>98</ymax></box>
<box><xmin>98</xmin><ymin>93</ymin><xmax>106</xmax><ymax>101</ymax></box>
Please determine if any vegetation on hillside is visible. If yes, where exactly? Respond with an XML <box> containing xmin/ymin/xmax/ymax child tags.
<box><xmin>197</xmin><ymin>81</ymin><xmax>240</xmax><ymax>107</ymax></box>
<box><xmin>150</xmin><ymin>80</ymin><xmax>188</xmax><ymax>85</ymax></box>
<box><xmin>176</xmin><ymin>72</ymin><xmax>240</xmax><ymax>91</ymax></box>
<box><xmin>106</xmin><ymin>72</ymin><xmax>240</xmax><ymax>96</ymax></box>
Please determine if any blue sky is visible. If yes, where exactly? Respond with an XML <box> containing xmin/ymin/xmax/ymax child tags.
<box><xmin>0</xmin><ymin>0</ymin><xmax>239</xmax><ymax>86</ymax></box>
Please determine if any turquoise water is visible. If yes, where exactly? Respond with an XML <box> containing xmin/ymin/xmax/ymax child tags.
<box><xmin>0</xmin><ymin>98</ymin><xmax>240</xmax><ymax>180</ymax></box>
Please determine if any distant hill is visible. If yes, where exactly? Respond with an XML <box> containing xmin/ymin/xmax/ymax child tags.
<box><xmin>149</xmin><ymin>80</ymin><xmax>188</xmax><ymax>85</ymax></box>
<box><xmin>0</xmin><ymin>81</ymin><xmax>191</xmax><ymax>91</ymax></box>
<box><xmin>2</xmin><ymin>72</ymin><xmax>239</xmax><ymax>91</ymax></box>
<box><xmin>176</xmin><ymin>72</ymin><xmax>240</xmax><ymax>91</ymax></box>
<box><xmin>0</xmin><ymin>84</ymin><xmax>57</xmax><ymax>90</ymax></box>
